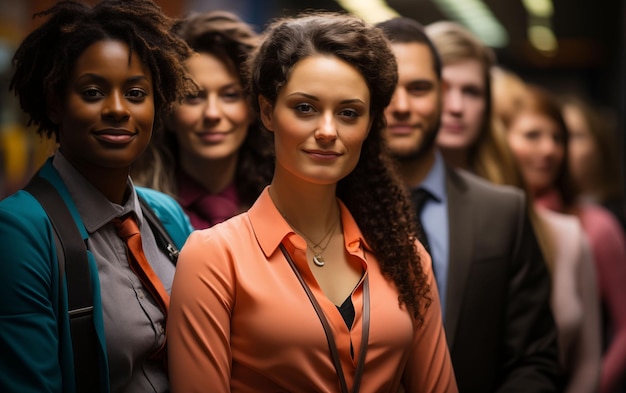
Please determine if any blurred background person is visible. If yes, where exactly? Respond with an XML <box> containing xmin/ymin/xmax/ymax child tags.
<box><xmin>132</xmin><ymin>10</ymin><xmax>274</xmax><ymax>229</ymax></box>
<box><xmin>561</xmin><ymin>95</ymin><xmax>626</xmax><ymax>231</ymax></box>
<box><xmin>491</xmin><ymin>66</ymin><xmax>602</xmax><ymax>393</ymax></box>
<box><xmin>427</xmin><ymin>21</ymin><xmax>603</xmax><ymax>390</ymax></box>
<box><xmin>424</xmin><ymin>21</ymin><xmax>518</xmax><ymax>185</ymax></box>
<box><xmin>497</xmin><ymin>79</ymin><xmax>626</xmax><ymax>393</ymax></box>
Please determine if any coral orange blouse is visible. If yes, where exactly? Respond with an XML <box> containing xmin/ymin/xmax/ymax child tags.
<box><xmin>168</xmin><ymin>188</ymin><xmax>457</xmax><ymax>392</ymax></box>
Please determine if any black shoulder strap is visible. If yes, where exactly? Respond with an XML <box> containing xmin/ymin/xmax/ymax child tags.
<box><xmin>138</xmin><ymin>195</ymin><xmax>180</xmax><ymax>265</ymax></box>
<box><xmin>24</xmin><ymin>175</ymin><xmax>101</xmax><ymax>393</ymax></box>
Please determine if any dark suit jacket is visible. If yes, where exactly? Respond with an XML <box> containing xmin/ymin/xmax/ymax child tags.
<box><xmin>440</xmin><ymin>167</ymin><xmax>559</xmax><ymax>392</ymax></box>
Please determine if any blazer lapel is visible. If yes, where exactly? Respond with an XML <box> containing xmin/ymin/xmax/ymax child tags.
<box><xmin>443</xmin><ymin>167</ymin><xmax>474</xmax><ymax>349</ymax></box>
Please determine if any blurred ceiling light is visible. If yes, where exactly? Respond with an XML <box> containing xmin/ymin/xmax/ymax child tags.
<box><xmin>431</xmin><ymin>0</ymin><xmax>508</xmax><ymax>47</ymax></box>
<box><xmin>523</xmin><ymin>0</ymin><xmax>557</xmax><ymax>54</ymax></box>
<box><xmin>528</xmin><ymin>24</ymin><xmax>557</xmax><ymax>53</ymax></box>
<box><xmin>522</xmin><ymin>0</ymin><xmax>553</xmax><ymax>18</ymax></box>
<box><xmin>335</xmin><ymin>0</ymin><xmax>399</xmax><ymax>23</ymax></box>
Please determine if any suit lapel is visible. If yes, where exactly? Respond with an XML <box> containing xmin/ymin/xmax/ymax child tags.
<box><xmin>443</xmin><ymin>167</ymin><xmax>474</xmax><ymax>349</ymax></box>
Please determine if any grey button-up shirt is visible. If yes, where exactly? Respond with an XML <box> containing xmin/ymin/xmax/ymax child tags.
<box><xmin>54</xmin><ymin>153</ymin><xmax>175</xmax><ymax>393</ymax></box>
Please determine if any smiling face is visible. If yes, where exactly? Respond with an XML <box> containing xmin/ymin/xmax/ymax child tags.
<box><xmin>259</xmin><ymin>54</ymin><xmax>371</xmax><ymax>187</ymax></box>
<box><xmin>506</xmin><ymin>111</ymin><xmax>565</xmax><ymax>196</ymax></box>
<box><xmin>438</xmin><ymin>59</ymin><xmax>487</xmax><ymax>151</ymax></box>
<box><xmin>171</xmin><ymin>53</ymin><xmax>250</xmax><ymax>166</ymax></box>
<box><xmin>384</xmin><ymin>42</ymin><xmax>441</xmax><ymax>160</ymax></box>
<box><xmin>55</xmin><ymin>39</ymin><xmax>154</xmax><ymax>175</ymax></box>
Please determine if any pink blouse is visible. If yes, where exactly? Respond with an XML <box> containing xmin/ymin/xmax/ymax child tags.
<box><xmin>539</xmin><ymin>207</ymin><xmax>601</xmax><ymax>393</ymax></box>
<box><xmin>168</xmin><ymin>188</ymin><xmax>457</xmax><ymax>392</ymax></box>
<box><xmin>538</xmin><ymin>190</ymin><xmax>626</xmax><ymax>393</ymax></box>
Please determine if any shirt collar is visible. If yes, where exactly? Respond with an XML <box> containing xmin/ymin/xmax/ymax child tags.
<box><xmin>417</xmin><ymin>150</ymin><xmax>446</xmax><ymax>203</ymax></box>
<box><xmin>53</xmin><ymin>151</ymin><xmax>143</xmax><ymax>234</ymax></box>
<box><xmin>248</xmin><ymin>187</ymin><xmax>372</xmax><ymax>259</ymax></box>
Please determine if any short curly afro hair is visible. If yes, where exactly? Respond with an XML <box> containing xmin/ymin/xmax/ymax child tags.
<box><xmin>10</xmin><ymin>0</ymin><xmax>193</xmax><ymax>141</ymax></box>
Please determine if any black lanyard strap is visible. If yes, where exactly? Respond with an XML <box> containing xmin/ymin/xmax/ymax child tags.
<box><xmin>279</xmin><ymin>244</ymin><xmax>370</xmax><ymax>393</ymax></box>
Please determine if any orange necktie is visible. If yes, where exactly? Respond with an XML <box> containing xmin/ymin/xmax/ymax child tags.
<box><xmin>113</xmin><ymin>214</ymin><xmax>170</xmax><ymax>315</ymax></box>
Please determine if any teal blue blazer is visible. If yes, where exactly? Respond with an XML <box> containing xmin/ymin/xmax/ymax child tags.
<box><xmin>0</xmin><ymin>159</ymin><xmax>193</xmax><ymax>392</ymax></box>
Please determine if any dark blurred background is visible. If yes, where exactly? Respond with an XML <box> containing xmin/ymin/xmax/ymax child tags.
<box><xmin>1</xmin><ymin>0</ymin><xmax>624</xmax><ymax>198</ymax></box>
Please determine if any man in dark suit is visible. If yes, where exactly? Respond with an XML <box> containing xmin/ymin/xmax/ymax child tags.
<box><xmin>377</xmin><ymin>17</ymin><xmax>560</xmax><ymax>392</ymax></box>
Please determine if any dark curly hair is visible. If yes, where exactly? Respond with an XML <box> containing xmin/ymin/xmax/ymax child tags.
<box><xmin>246</xmin><ymin>11</ymin><xmax>430</xmax><ymax>322</ymax></box>
<box><xmin>10</xmin><ymin>0</ymin><xmax>193</xmax><ymax>141</ymax></box>
<box><xmin>132</xmin><ymin>10</ymin><xmax>274</xmax><ymax>207</ymax></box>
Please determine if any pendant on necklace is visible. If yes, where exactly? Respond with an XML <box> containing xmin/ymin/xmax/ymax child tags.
<box><xmin>313</xmin><ymin>254</ymin><xmax>325</xmax><ymax>267</ymax></box>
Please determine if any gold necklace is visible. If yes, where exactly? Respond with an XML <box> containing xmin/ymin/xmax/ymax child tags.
<box><xmin>279</xmin><ymin>211</ymin><xmax>340</xmax><ymax>267</ymax></box>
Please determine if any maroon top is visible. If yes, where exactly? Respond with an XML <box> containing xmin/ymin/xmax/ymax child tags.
<box><xmin>177</xmin><ymin>170</ymin><xmax>240</xmax><ymax>229</ymax></box>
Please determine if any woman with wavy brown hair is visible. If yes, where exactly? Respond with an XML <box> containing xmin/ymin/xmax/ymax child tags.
<box><xmin>490</xmin><ymin>67</ymin><xmax>602</xmax><ymax>393</ymax></box>
<box><xmin>132</xmin><ymin>11</ymin><xmax>274</xmax><ymax>229</ymax></box>
<box><xmin>167</xmin><ymin>11</ymin><xmax>456</xmax><ymax>393</ymax></box>
<box><xmin>496</xmin><ymin>78</ymin><xmax>626</xmax><ymax>393</ymax></box>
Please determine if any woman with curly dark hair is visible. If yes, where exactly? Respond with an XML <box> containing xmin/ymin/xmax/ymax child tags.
<box><xmin>0</xmin><ymin>0</ymin><xmax>195</xmax><ymax>391</ymax></box>
<box><xmin>168</xmin><ymin>11</ymin><xmax>456</xmax><ymax>393</ymax></box>
<box><xmin>132</xmin><ymin>10</ymin><xmax>274</xmax><ymax>229</ymax></box>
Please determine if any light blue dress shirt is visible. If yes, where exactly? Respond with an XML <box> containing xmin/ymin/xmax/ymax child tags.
<box><xmin>415</xmin><ymin>151</ymin><xmax>449</xmax><ymax>319</ymax></box>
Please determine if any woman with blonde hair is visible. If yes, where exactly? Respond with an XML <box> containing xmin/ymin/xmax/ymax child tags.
<box><xmin>490</xmin><ymin>67</ymin><xmax>602</xmax><ymax>393</ymax></box>
<box><xmin>494</xmin><ymin>71</ymin><xmax>626</xmax><ymax>393</ymax></box>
